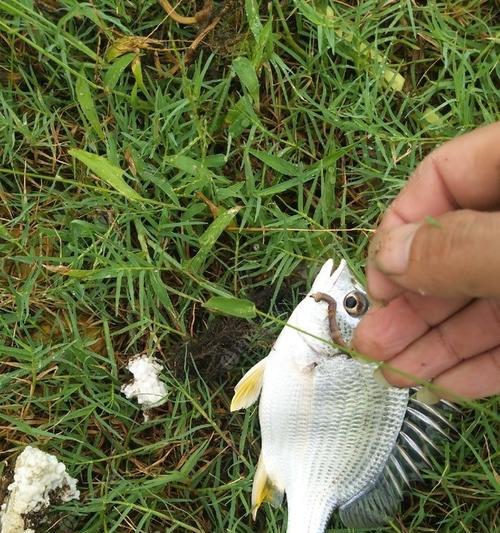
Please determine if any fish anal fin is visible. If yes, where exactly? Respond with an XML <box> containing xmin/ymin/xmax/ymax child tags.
<box><xmin>251</xmin><ymin>453</ymin><xmax>283</xmax><ymax>519</ymax></box>
<box><xmin>230</xmin><ymin>358</ymin><xmax>267</xmax><ymax>412</ymax></box>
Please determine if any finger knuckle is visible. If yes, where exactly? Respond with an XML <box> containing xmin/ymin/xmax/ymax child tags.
<box><xmin>435</xmin><ymin>323</ymin><xmax>464</xmax><ymax>365</ymax></box>
<box><xmin>424</xmin><ymin>211</ymin><xmax>478</xmax><ymax>260</ymax></box>
<box><xmin>384</xmin><ymin>368</ymin><xmax>413</xmax><ymax>388</ymax></box>
<box><xmin>485</xmin><ymin>349</ymin><xmax>500</xmax><ymax>375</ymax></box>
<box><xmin>486</xmin><ymin>298</ymin><xmax>500</xmax><ymax>330</ymax></box>
<box><xmin>409</xmin><ymin>210</ymin><xmax>481</xmax><ymax>292</ymax></box>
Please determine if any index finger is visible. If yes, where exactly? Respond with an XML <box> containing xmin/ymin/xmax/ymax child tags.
<box><xmin>368</xmin><ymin>121</ymin><xmax>500</xmax><ymax>300</ymax></box>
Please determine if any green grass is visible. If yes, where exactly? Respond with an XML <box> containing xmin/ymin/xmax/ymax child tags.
<box><xmin>0</xmin><ymin>0</ymin><xmax>498</xmax><ymax>531</ymax></box>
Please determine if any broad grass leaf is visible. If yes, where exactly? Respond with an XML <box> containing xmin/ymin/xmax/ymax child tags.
<box><xmin>232</xmin><ymin>57</ymin><xmax>260</xmax><ymax>108</ymax></box>
<box><xmin>245</xmin><ymin>0</ymin><xmax>263</xmax><ymax>37</ymax></box>
<box><xmin>165</xmin><ymin>154</ymin><xmax>214</xmax><ymax>181</ymax></box>
<box><xmin>249</xmin><ymin>149</ymin><xmax>302</xmax><ymax>176</ymax></box>
<box><xmin>256</xmin><ymin>176</ymin><xmax>311</xmax><ymax>197</ymax></box>
<box><xmin>131</xmin><ymin>54</ymin><xmax>146</xmax><ymax>92</ymax></box>
<box><xmin>104</xmin><ymin>52</ymin><xmax>135</xmax><ymax>91</ymax></box>
<box><xmin>253</xmin><ymin>19</ymin><xmax>274</xmax><ymax>68</ymax></box>
<box><xmin>188</xmin><ymin>206</ymin><xmax>241</xmax><ymax>272</ymax></box>
<box><xmin>226</xmin><ymin>95</ymin><xmax>259</xmax><ymax>137</ymax></box>
<box><xmin>149</xmin><ymin>270</ymin><xmax>185</xmax><ymax>335</ymax></box>
<box><xmin>198</xmin><ymin>206</ymin><xmax>240</xmax><ymax>248</ymax></box>
<box><xmin>75</xmin><ymin>73</ymin><xmax>105</xmax><ymax>139</ymax></box>
<box><xmin>165</xmin><ymin>154</ymin><xmax>214</xmax><ymax>195</ymax></box>
<box><xmin>69</xmin><ymin>148</ymin><xmax>144</xmax><ymax>201</ymax></box>
<box><xmin>204</xmin><ymin>296</ymin><xmax>256</xmax><ymax>319</ymax></box>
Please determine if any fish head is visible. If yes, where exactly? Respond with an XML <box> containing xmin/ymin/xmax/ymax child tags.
<box><xmin>281</xmin><ymin>259</ymin><xmax>370</xmax><ymax>365</ymax></box>
<box><xmin>309</xmin><ymin>258</ymin><xmax>369</xmax><ymax>345</ymax></box>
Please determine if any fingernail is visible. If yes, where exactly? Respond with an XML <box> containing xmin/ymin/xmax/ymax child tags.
<box><xmin>373</xmin><ymin>223</ymin><xmax>419</xmax><ymax>275</ymax></box>
<box><xmin>416</xmin><ymin>387</ymin><xmax>440</xmax><ymax>405</ymax></box>
<box><xmin>373</xmin><ymin>367</ymin><xmax>391</xmax><ymax>388</ymax></box>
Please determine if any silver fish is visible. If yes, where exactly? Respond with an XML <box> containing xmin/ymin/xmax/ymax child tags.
<box><xmin>231</xmin><ymin>259</ymin><xmax>451</xmax><ymax>532</ymax></box>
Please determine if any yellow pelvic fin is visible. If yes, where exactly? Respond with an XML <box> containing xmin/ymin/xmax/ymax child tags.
<box><xmin>251</xmin><ymin>453</ymin><xmax>283</xmax><ymax>520</ymax></box>
<box><xmin>230</xmin><ymin>357</ymin><xmax>267</xmax><ymax>412</ymax></box>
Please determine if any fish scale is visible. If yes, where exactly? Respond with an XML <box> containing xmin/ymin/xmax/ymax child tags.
<box><xmin>231</xmin><ymin>259</ymin><xmax>452</xmax><ymax>532</ymax></box>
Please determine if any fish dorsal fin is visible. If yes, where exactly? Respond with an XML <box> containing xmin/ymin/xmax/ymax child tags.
<box><xmin>230</xmin><ymin>358</ymin><xmax>267</xmax><ymax>411</ymax></box>
<box><xmin>311</xmin><ymin>259</ymin><xmax>335</xmax><ymax>291</ymax></box>
<box><xmin>339</xmin><ymin>395</ymin><xmax>455</xmax><ymax>528</ymax></box>
<box><xmin>251</xmin><ymin>453</ymin><xmax>283</xmax><ymax>519</ymax></box>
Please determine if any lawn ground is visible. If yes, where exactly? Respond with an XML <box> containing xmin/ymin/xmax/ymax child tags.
<box><xmin>0</xmin><ymin>1</ymin><xmax>498</xmax><ymax>532</ymax></box>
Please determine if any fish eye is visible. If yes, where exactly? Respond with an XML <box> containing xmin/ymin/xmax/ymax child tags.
<box><xmin>343</xmin><ymin>290</ymin><xmax>369</xmax><ymax>317</ymax></box>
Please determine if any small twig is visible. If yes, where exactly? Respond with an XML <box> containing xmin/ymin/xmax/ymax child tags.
<box><xmin>158</xmin><ymin>0</ymin><xmax>197</xmax><ymax>25</ymax></box>
<box><xmin>158</xmin><ymin>0</ymin><xmax>212</xmax><ymax>26</ymax></box>
<box><xmin>190</xmin><ymin>302</ymin><xmax>197</xmax><ymax>337</ymax></box>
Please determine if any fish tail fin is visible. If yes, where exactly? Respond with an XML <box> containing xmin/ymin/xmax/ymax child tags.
<box><xmin>285</xmin><ymin>493</ymin><xmax>336</xmax><ymax>533</ymax></box>
<box><xmin>251</xmin><ymin>453</ymin><xmax>283</xmax><ymax>519</ymax></box>
<box><xmin>339</xmin><ymin>469</ymin><xmax>401</xmax><ymax>528</ymax></box>
<box><xmin>230</xmin><ymin>357</ymin><xmax>267</xmax><ymax>411</ymax></box>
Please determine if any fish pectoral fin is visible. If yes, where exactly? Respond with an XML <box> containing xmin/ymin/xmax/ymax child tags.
<box><xmin>230</xmin><ymin>357</ymin><xmax>267</xmax><ymax>411</ymax></box>
<box><xmin>251</xmin><ymin>453</ymin><xmax>283</xmax><ymax>520</ymax></box>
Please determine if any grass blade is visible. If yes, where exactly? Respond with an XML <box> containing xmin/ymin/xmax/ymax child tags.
<box><xmin>69</xmin><ymin>148</ymin><xmax>144</xmax><ymax>201</ymax></box>
<box><xmin>75</xmin><ymin>72</ymin><xmax>105</xmax><ymax>139</ymax></box>
<box><xmin>249</xmin><ymin>149</ymin><xmax>302</xmax><ymax>176</ymax></box>
<box><xmin>232</xmin><ymin>57</ymin><xmax>260</xmax><ymax>109</ymax></box>
<box><xmin>104</xmin><ymin>52</ymin><xmax>136</xmax><ymax>92</ymax></box>
<box><xmin>187</xmin><ymin>206</ymin><xmax>241</xmax><ymax>272</ymax></box>
<box><xmin>204</xmin><ymin>296</ymin><xmax>256</xmax><ymax>319</ymax></box>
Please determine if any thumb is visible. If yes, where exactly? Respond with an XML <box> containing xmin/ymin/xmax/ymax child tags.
<box><xmin>370</xmin><ymin>209</ymin><xmax>500</xmax><ymax>298</ymax></box>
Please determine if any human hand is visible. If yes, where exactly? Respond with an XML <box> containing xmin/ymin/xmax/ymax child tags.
<box><xmin>353</xmin><ymin>121</ymin><xmax>500</xmax><ymax>402</ymax></box>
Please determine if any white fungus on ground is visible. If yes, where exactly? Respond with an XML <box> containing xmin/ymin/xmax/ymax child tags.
<box><xmin>0</xmin><ymin>446</ymin><xmax>80</xmax><ymax>533</ymax></box>
<box><xmin>121</xmin><ymin>355</ymin><xmax>167</xmax><ymax>411</ymax></box>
